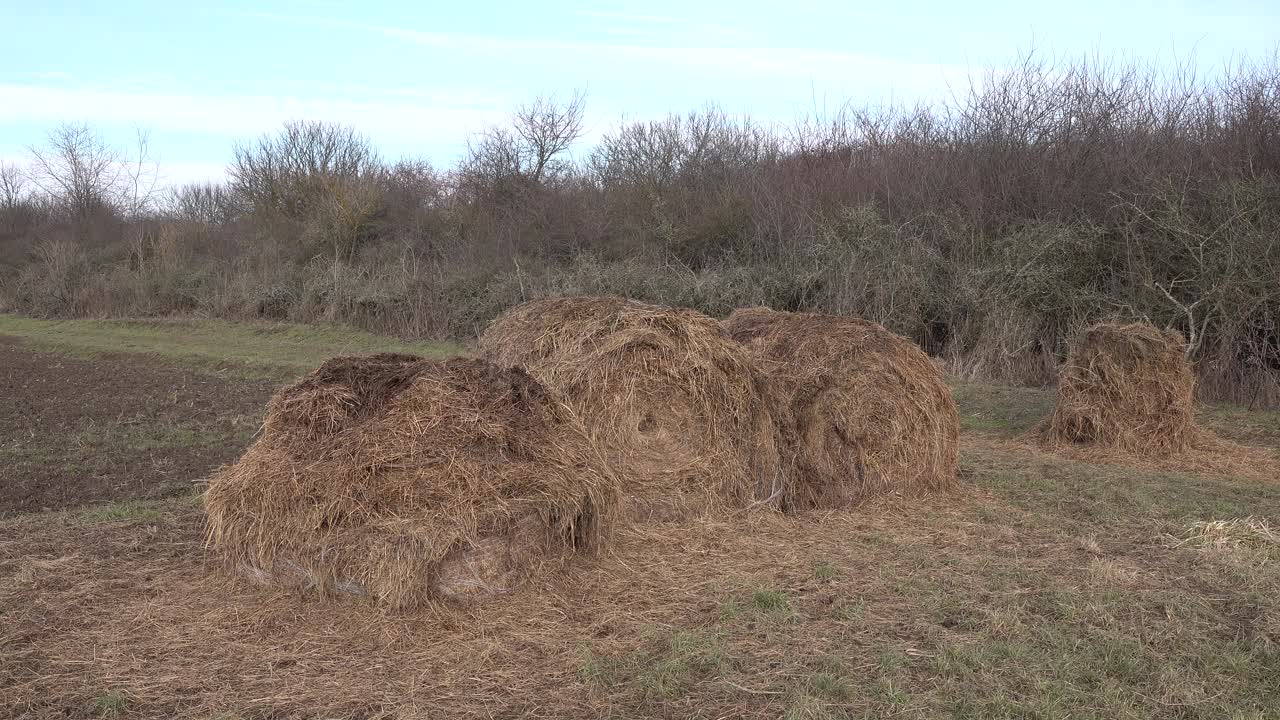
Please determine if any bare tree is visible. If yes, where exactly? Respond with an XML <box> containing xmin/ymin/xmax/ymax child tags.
<box><xmin>513</xmin><ymin>90</ymin><xmax>587</xmax><ymax>183</ymax></box>
<box><xmin>165</xmin><ymin>182</ymin><xmax>243</xmax><ymax>225</ymax></box>
<box><xmin>0</xmin><ymin>161</ymin><xmax>27</xmax><ymax>211</ymax></box>
<box><xmin>27</xmin><ymin>123</ymin><xmax>121</xmax><ymax>220</ymax></box>
<box><xmin>590</xmin><ymin>115</ymin><xmax>684</xmax><ymax>194</ymax></box>
<box><xmin>229</xmin><ymin>120</ymin><xmax>382</xmax><ymax>219</ymax></box>
<box><xmin>460</xmin><ymin>127</ymin><xmax>524</xmax><ymax>193</ymax></box>
<box><xmin>590</xmin><ymin>107</ymin><xmax>774</xmax><ymax>195</ymax></box>
<box><xmin>459</xmin><ymin>90</ymin><xmax>587</xmax><ymax>197</ymax></box>
<box><xmin>0</xmin><ymin>160</ymin><xmax>38</xmax><ymax>239</ymax></box>
<box><xmin>120</xmin><ymin>128</ymin><xmax>161</xmax><ymax>219</ymax></box>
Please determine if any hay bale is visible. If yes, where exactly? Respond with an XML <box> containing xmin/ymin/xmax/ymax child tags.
<box><xmin>723</xmin><ymin>308</ymin><xmax>960</xmax><ymax>510</ymax></box>
<box><xmin>479</xmin><ymin>296</ymin><xmax>784</xmax><ymax>518</ymax></box>
<box><xmin>1033</xmin><ymin>322</ymin><xmax>1199</xmax><ymax>454</ymax></box>
<box><xmin>263</xmin><ymin>352</ymin><xmax>424</xmax><ymax>438</ymax></box>
<box><xmin>203</xmin><ymin>355</ymin><xmax>618</xmax><ymax>609</ymax></box>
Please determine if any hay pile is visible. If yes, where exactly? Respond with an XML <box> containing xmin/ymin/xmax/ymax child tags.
<box><xmin>724</xmin><ymin>308</ymin><xmax>959</xmax><ymax>510</ymax></box>
<box><xmin>1028</xmin><ymin>322</ymin><xmax>1280</xmax><ymax>477</ymax></box>
<box><xmin>203</xmin><ymin>355</ymin><xmax>618</xmax><ymax>609</ymax></box>
<box><xmin>479</xmin><ymin>296</ymin><xmax>784</xmax><ymax>518</ymax></box>
<box><xmin>1033</xmin><ymin>323</ymin><xmax>1200</xmax><ymax>454</ymax></box>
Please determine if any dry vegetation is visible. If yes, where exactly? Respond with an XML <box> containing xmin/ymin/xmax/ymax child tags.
<box><xmin>1035</xmin><ymin>323</ymin><xmax>1205</xmax><ymax>454</ymax></box>
<box><xmin>204</xmin><ymin>355</ymin><xmax>618</xmax><ymax>608</ymax></box>
<box><xmin>724</xmin><ymin>308</ymin><xmax>959</xmax><ymax>510</ymax></box>
<box><xmin>480</xmin><ymin>296</ymin><xmax>784</xmax><ymax>519</ymax></box>
<box><xmin>2</xmin><ymin>44</ymin><xmax>1280</xmax><ymax>720</ymax></box>
<box><xmin>1030</xmin><ymin>322</ymin><xmax>1280</xmax><ymax>479</ymax></box>
<box><xmin>2</xmin><ymin>318</ymin><xmax>1280</xmax><ymax>718</ymax></box>
<box><xmin>2</xmin><ymin>52</ymin><xmax>1278</xmax><ymax>405</ymax></box>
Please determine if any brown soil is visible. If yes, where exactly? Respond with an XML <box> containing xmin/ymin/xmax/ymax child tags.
<box><xmin>0</xmin><ymin>338</ymin><xmax>276</xmax><ymax>515</ymax></box>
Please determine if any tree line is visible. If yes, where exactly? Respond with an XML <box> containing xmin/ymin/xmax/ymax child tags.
<box><xmin>2</xmin><ymin>52</ymin><xmax>1278</xmax><ymax>405</ymax></box>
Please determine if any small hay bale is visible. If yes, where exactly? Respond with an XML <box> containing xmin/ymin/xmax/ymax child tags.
<box><xmin>479</xmin><ymin>296</ymin><xmax>784</xmax><ymax>518</ymax></box>
<box><xmin>723</xmin><ymin>307</ymin><xmax>960</xmax><ymax>510</ymax></box>
<box><xmin>1027</xmin><ymin>322</ymin><xmax>1280</xmax><ymax>478</ymax></box>
<box><xmin>203</xmin><ymin>355</ymin><xmax>619</xmax><ymax>609</ymax></box>
<box><xmin>1033</xmin><ymin>322</ymin><xmax>1199</xmax><ymax>455</ymax></box>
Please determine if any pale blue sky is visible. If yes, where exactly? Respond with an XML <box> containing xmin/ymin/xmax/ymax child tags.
<box><xmin>1</xmin><ymin>0</ymin><xmax>1275</xmax><ymax>185</ymax></box>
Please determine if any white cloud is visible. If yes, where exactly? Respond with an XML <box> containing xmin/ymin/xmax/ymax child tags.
<box><xmin>246</xmin><ymin>11</ymin><xmax>967</xmax><ymax>100</ymax></box>
<box><xmin>573</xmin><ymin>9</ymin><xmax>754</xmax><ymax>42</ymax></box>
<box><xmin>1</xmin><ymin>14</ymin><xmax>980</xmax><ymax>186</ymax></box>
<box><xmin>0</xmin><ymin>84</ymin><xmax>505</xmax><ymax>142</ymax></box>
<box><xmin>372</xmin><ymin>29</ymin><xmax>967</xmax><ymax>101</ymax></box>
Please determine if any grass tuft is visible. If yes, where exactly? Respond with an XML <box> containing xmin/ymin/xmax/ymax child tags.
<box><xmin>750</xmin><ymin>588</ymin><xmax>793</xmax><ymax>617</ymax></box>
<box><xmin>813</xmin><ymin>560</ymin><xmax>837</xmax><ymax>582</ymax></box>
<box><xmin>90</xmin><ymin>690</ymin><xmax>126</xmax><ymax>718</ymax></box>
<box><xmin>581</xmin><ymin>630</ymin><xmax>731</xmax><ymax>700</ymax></box>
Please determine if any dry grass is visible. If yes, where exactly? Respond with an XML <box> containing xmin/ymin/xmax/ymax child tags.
<box><xmin>480</xmin><ymin>296</ymin><xmax>784</xmax><ymax>518</ymax></box>
<box><xmin>7</xmin><ymin>319</ymin><xmax>1280</xmax><ymax>718</ymax></box>
<box><xmin>203</xmin><ymin>355</ymin><xmax>619</xmax><ymax>609</ymax></box>
<box><xmin>7</xmin><ymin>457</ymin><xmax>1280</xmax><ymax>719</ymax></box>
<box><xmin>723</xmin><ymin>308</ymin><xmax>959</xmax><ymax>510</ymax></box>
<box><xmin>1171</xmin><ymin>517</ymin><xmax>1279</xmax><ymax>550</ymax></box>
<box><xmin>0</xmin><ymin>488</ymin><xmax>1007</xmax><ymax>719</ymax></box>
<box><xmin>1030</xmin><ymin>322</ymin><xmax>1280</xmax><ymax>478</ymax></box>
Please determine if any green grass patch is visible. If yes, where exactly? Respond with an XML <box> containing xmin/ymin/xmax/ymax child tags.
<box><xmin>0</xmin><ymin>315</ymin><xmax>462</xmax><ymax>379</ymax></box>
<box><xmin>89</xmin><ymin>690</ymin><xmax>127</xmax><ymax>718</ymax></box>
<box><xmin>582</xmin><ymin>630</ymin><xmax>731</xmax><ymax>700</ymax></box>
<box><xmin>1198</xmin><ymin>402</ymin><xmax>1280</xmax><ymax>449</ymax></box>
<box><xmin>831</xmin><ymin>599</ymin><xmax>864</xmax><ymax>622</ymax></box>
<box><xmin>720</xmin><ymin>586</ymin><xmax>798</xmax><ymax>624</ymax></box>
<box><xmin>949</xmin><ymin>379</ymin><xmax>1053</xmax><ymax>437</ymax></box>
<box><xmin>813</xmin><ymin>560</ymin><xmax>838</xmax><ymax>582</ymax></box>
<box><xmin>749</xmin><ymin>587</ymin><xmax>796</xmax><ymax>621</ymax></box>
<box><xmin>804</xmin><ymin>657</ymin><xmax>853</xmax><ymax>701</ymax></box>
<box><xmin>963</xmin><ymin>443</ymin><xmax>1280</xmax><ymax>530</ymax></box>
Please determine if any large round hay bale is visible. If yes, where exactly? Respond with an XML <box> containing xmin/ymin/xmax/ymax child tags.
<box><xmin>479</xmin><ymin>296</ymin><xmax>784</xmax><ymax>518</ymax></box>
<box><xmin>1033</xmin><ymin>322</ymin><xmax>1198</xmax><ymax>454</ymax></box>
<box><xmin>723</xmin><ymin>308</ymin><xmax>960</xmax><ymax>510</ymax></box>
<box><xmin>203</xmin><ymin>355</ymin><xmax>618</xmax><ymax>609</ymax></box>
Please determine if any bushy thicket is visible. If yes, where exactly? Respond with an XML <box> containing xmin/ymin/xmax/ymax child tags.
<box><xmin>2</xmin><ymin>54</ymin><xmax>1278</xmax><ymax>405</ymax></box>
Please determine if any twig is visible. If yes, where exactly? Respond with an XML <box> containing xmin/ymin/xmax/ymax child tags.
<box><xmin>1153</xmin><ymin>281</ymin><xmax>1205</xmax><ymax>358</ymax></box>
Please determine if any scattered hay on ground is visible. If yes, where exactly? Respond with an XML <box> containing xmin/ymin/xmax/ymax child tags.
<box><xmin>1169</xmin><ymin>517</ymin><xmax>1279</xmax><ymax>550</ymax></box>
<box><xmin>203</xmin><ymin>354</ymin><xmax>619</xmax><ymax>609</ymax></box>
<box><xmin>723</xmin><ymin>307</ymin><xmax>960</xmax><ymax>510</ymax></box>
<box><xmin>1029</xmin><ymin>322</ymin><xmax>1277</xmax><ymax>477</ymax></box>
<box><xmin>1</xmin><ymin>488</ymin><xmax>990</xmax><ymax>720</ymax></box>
<box><xmin>480</xmin><ymin>296</ymin><xmax>784</xmax><ymax>518</ymax></box>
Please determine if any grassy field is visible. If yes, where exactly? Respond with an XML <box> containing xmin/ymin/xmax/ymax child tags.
<box><xmin>0</xmin><ymin>315</ymin><xmax>462</xmax><ymax>380</ymax></box>
<box><xmin>1</xmin><ymin>316</ymin><xmax>1278</xmax><ymax>719</ymax></box>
